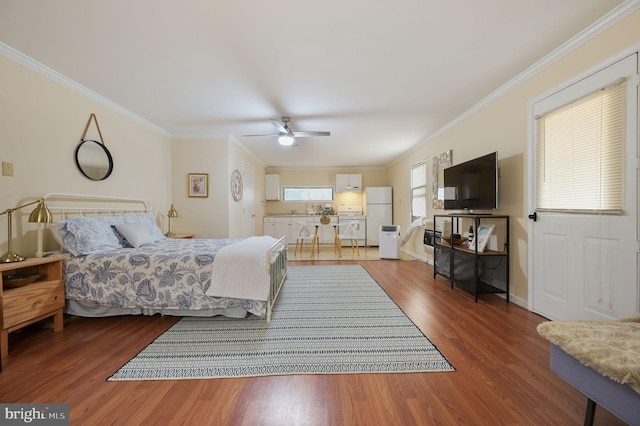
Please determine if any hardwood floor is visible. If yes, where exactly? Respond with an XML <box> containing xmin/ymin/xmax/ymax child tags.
<box><xmin>0</xmin><ymin>259</ymin><xmax>627</xmax><ymax>425</ymax></box>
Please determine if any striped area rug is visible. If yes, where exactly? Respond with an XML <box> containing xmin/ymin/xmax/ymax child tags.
<box><xmin>108</xmin><ymin>264</ymin><xmax>454</xmax><ymax>380</ymax></box>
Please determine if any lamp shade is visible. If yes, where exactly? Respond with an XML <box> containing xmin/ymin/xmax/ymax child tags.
<box><xmin>28</xmin><ymin>200</ymin><xmax>53</xmax><ymax>223</ymax></box>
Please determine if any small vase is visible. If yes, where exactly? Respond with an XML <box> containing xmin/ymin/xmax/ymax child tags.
<box><xmin>320</xmin><ymin>216</ymin><xmax>330</xmax><ymax>224</ymax></box>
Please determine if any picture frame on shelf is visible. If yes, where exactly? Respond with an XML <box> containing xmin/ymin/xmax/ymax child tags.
<box><xmin>469</xmin><ymin>224</ymin><xmax>495</xmax><ymax>252</ymax></box>
<box><xmin>188</xmin><ymin>173</ymin><xmax>208</xmax><ymax>198</ymax></box>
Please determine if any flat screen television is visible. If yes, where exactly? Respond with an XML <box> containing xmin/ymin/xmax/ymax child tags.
<box><xmin>443</xmin><ymin>151</ymin><xmax>498</xmax><ymax>211</ymax></box>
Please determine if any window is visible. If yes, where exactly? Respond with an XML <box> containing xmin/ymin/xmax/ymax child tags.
<box><xmin>282</xmin><ymin>186</ymin><xmax>334</xmax><ymax>202</ymax></box>
<box><xmin>410</xmin><ymin>160</ymin><xmax>427</xmax><ymax>220</ymax></box>
<box><xmin>535</xmin><ymin>80</ymin><xmax>626</xmax><ymax>213</ymax></box>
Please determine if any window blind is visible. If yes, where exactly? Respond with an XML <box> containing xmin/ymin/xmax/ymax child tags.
<box><xmin>411</xmin><ymin>161</ymin><xmax>427</xmax><ymax>220</ymax></box>
<box><xmin>535</xmin><ymin>80</ymin><xmax>626</xmax><ymax>213</ymax></box>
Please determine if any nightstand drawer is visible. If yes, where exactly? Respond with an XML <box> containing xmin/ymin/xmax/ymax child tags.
<box><xmin>2</xmin><ymin>280</ymin><xmax>65</xmax><ymax>329</ymax></box>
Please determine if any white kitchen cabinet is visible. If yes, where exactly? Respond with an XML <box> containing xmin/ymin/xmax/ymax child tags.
<box><xmin>336</xmin><ymin>174</ymin><xmax>362</xmax><ymax>192</ymax></box>
<box><xmin>264</xmin><ymin>217</ymin><xmax>292</xmax><ymax>242</ymax></box>
<box><xmin>273</xmin><ymin>219</ymin><xmax>291</xmax><ymax>242</ymax></box>
<box><xmin>263</xmin><ymin>217</ymin><xmax>276</xmax><ymax>238</ymax></box>
<box><xmin>265</xmin><ymin>174</ymin><xmax>280</xmax><ymax>200</ymax></box>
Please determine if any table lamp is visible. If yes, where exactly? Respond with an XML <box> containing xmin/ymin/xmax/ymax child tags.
<box><xmin>165</xmin><ymin>204</ymin><xmax>178</xmax><ymax>237</ymax></box>
<box><xmin>0</xmin><ymin>199</ymin><xmax>53</xmax><ymax>263</ymax></box>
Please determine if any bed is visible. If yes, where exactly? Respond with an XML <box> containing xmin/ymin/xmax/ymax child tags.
<box><xmin>537</xmin><ymin>316</ymin><xmax>640</xmax><ymax>425</ymax></box>
<box><xmin>38</xmin><ymin>193</ymin><xmax>288</xmax><ymax>321</ymax></box>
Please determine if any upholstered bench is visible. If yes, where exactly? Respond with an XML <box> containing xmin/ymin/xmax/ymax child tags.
<box><xmin>538</xmin><ymin>316</ymin><xmax>640</xmax><ymax>425</ymax></box>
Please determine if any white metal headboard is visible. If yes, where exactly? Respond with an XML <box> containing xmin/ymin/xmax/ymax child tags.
<box><xmin>37</xmin><ymin>193</ymin><xmax>153</xmax><ymax>257</ymax></box>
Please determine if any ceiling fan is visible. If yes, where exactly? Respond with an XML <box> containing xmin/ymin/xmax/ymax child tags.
<box><xmin>244</xmin><ymin>116</ymin><xmax>330</xmax><ymax>146</ymax></box>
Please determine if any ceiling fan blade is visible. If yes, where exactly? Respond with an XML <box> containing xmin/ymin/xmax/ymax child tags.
<box><xmin>291</xmin><ymin>131</ymin><xmax>331</xmax><ymax>137</ymax></box>
<box><xmin>244</xmin><ymin>117</ymin><xmax>329</xmax><ymax>142</ymax></box>
<box><xmin>269</xmin><ymin>119</ymin><xmax>289</xmax><ymax>134</ymax></box>
<box><xmin>242</xmin><ymin>133</ymin><xmax>279</xmax><ymax>137</ymax></box>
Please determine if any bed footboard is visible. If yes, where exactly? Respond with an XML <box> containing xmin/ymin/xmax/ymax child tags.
<box><xmin>265</xmin><ymin>236</ymin><xmax>288</xmax><ymax>322</ymax></box>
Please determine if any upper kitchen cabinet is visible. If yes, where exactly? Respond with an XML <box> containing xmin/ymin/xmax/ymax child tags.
<box><xmin>266</xmin><ymin>174</ymin><xmax>281</xmax><ymax>200</ymax></box>
<box><xmin>336</xmin><ymin>174</ymin><xmax>362</xmax><ymax>192</ymax></box>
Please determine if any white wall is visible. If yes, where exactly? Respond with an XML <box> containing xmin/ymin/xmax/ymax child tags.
<box><xmin>0</xmin><ymin>55</ymin><xmax>171</xmax><ymax>257</ymax></box>
<box><xmin>170</xmin><ymin>138</ymin><xmax>229</xmax><ymax>238</ymax></box>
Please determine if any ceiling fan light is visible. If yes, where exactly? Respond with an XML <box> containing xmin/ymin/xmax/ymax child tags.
<box><xmin>279</xmin><ymin>135</ymin><xmax>295</xmax><ymax>146</ymax></box>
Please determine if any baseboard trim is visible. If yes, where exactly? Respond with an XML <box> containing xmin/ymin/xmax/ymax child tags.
<box><xmin>400</xmin><ymin>247</ymin><xmax>433</xmax><ymax>264</ymax></box>
<box><xmin>494</xmin><ymin>292</ymin><xmax>527</xmax><ymax>309</ymax></box>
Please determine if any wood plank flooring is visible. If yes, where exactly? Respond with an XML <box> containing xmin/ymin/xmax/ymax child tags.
<box><xmin>0</xmin><ymin>259</ymin><xmax>627</xmax><ymax>425</ymax></box>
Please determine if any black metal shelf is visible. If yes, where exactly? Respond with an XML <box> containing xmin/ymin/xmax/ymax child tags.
<box><xmin>431</xmin><ymin>214</ymin><xmax>510</xmax><ymax>302</ymax></box>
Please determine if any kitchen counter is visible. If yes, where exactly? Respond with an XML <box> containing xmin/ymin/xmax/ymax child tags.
<box><xmin>264</xmin><ymin>214</ymin><xmax>366</xmax><ymax>246</ymax></box>
<box><xmin>264</xmin><ymin>214</ymin><xmax>338</xmax><ymax>218</ymax></box>
<box><xmin>264</xmin><ymin>215</ymin><xmax>339</xmax><ymax>245</ymax></box>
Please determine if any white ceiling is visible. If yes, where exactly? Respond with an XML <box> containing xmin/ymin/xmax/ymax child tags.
<box><xmin>0</xmin><ymin>0</ymin><xmax>627</xmax><ymax>168</ymax></box>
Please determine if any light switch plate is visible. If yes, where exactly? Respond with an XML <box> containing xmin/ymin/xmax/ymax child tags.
<box><xmin>2</xmin><ymin>161</ymin><xmax>14</xmax><ymax>177</ymax></box>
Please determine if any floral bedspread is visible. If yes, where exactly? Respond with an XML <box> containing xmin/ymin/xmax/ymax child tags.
<box><xmin>63</xmin><ymin>238</ymin><xmax>268</xmax><ymax>317</ymax></box>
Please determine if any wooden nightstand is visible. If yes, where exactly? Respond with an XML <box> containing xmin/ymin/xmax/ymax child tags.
<box><xmin>0</xmin><ymin>256</ymin><xmax>65</xmax><ymax>363</ymax></box>
<box><xmin>171</xmin><ymin>234</ymin><xmax>194</xmax><ymax>239</ymax></box>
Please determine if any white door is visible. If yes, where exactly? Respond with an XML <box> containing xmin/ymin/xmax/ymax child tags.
<box><xmin>529</xmin><ymin>53</ymin><xmax>639</xmax><ymax>321</ymax></box>
<box><xmin>241</xmin><ymin>161</ymin><xmax>255</xmax><ymax>238</ymax></box>
<box><xmin>531</xmin><ymin>214</ymin><xmax>637</xmax><ymax>320</ymax></box>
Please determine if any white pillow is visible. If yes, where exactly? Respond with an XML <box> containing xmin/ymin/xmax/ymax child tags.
<box><xmin>112</xmin><ymin>223</ymin><xmax>155</xmax><ymax>248</ymax></box>
<box><xmin>119</xmin><ymin>213</ymin><xmax>165</xmax><ymax>242</ymax></box>
<box><xmin>49</xmin><ymin>222</ymin><xmax>66</xmax><ymax>248</ymax></box>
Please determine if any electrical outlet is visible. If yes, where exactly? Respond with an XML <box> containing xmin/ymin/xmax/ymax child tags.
<box><xmin>2</xmin><ymin>161</ymin><xmax>14</xmax><ymax>177</ymax></box>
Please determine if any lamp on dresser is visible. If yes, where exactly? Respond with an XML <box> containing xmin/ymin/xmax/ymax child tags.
<box><xmin>165</xmin><ymin>204</ymin><xmax>178</xmax><ymax>237</ymax></box>
<box><xmin>0</xmin><ymin>198</ymin><xmax>53</xmax><ymax>263</ymax></box>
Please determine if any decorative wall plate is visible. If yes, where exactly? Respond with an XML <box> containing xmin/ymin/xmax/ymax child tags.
<box><xmin>231</xmin><ymin>169</ymin><xmax>243</xmax><ymax>201</ymax></box>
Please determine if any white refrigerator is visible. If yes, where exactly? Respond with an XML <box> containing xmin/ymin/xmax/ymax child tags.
<box><xmin>364</xmin><ymin>187</ymin><xmax>393</xmax><ymax>246</ymax></box>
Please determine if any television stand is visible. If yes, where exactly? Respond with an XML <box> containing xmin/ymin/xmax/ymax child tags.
<box><xmin>432</xmin><ymin>214</ymin><xmax>509</xmax><ymax>302</ymax></box>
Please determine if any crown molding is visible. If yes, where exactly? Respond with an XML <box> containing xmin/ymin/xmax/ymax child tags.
<box><xmin>229</xmin><ymin>135</ymin><xmax>266</xmax><ymax>167</ymax></box>
<box><xmin>0</xmin><ymin>42</ymin><xmax>171</xmax><ymax>137</ymax></box>
<box><xmin>388</xmin><ymin>0</ymin><xmax>640</xmax><ymax>168</ymax></box>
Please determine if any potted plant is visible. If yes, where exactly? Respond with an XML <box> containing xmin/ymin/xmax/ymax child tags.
<box><xmin>313</xmin><ymin>204</ymin><xmax>335</xmax><ymax>224</ymax></box>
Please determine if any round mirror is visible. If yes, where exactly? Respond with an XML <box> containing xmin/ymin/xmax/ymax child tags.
<box><xmin>74</xmin><ymin>140</ymin><xmax>113</xmax><ymax>180</ymax></box>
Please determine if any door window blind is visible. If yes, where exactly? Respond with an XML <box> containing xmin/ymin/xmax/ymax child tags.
<box><xmin>535</xmin><ymin>80</ymin><xmax>626</xmax><ymax>213</ymax></box>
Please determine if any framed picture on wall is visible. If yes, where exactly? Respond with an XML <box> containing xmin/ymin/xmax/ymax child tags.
<box><xmin>188</xmin><ymin>173</ymin><xmax>208</xmax><ymax>198</ymax></box>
